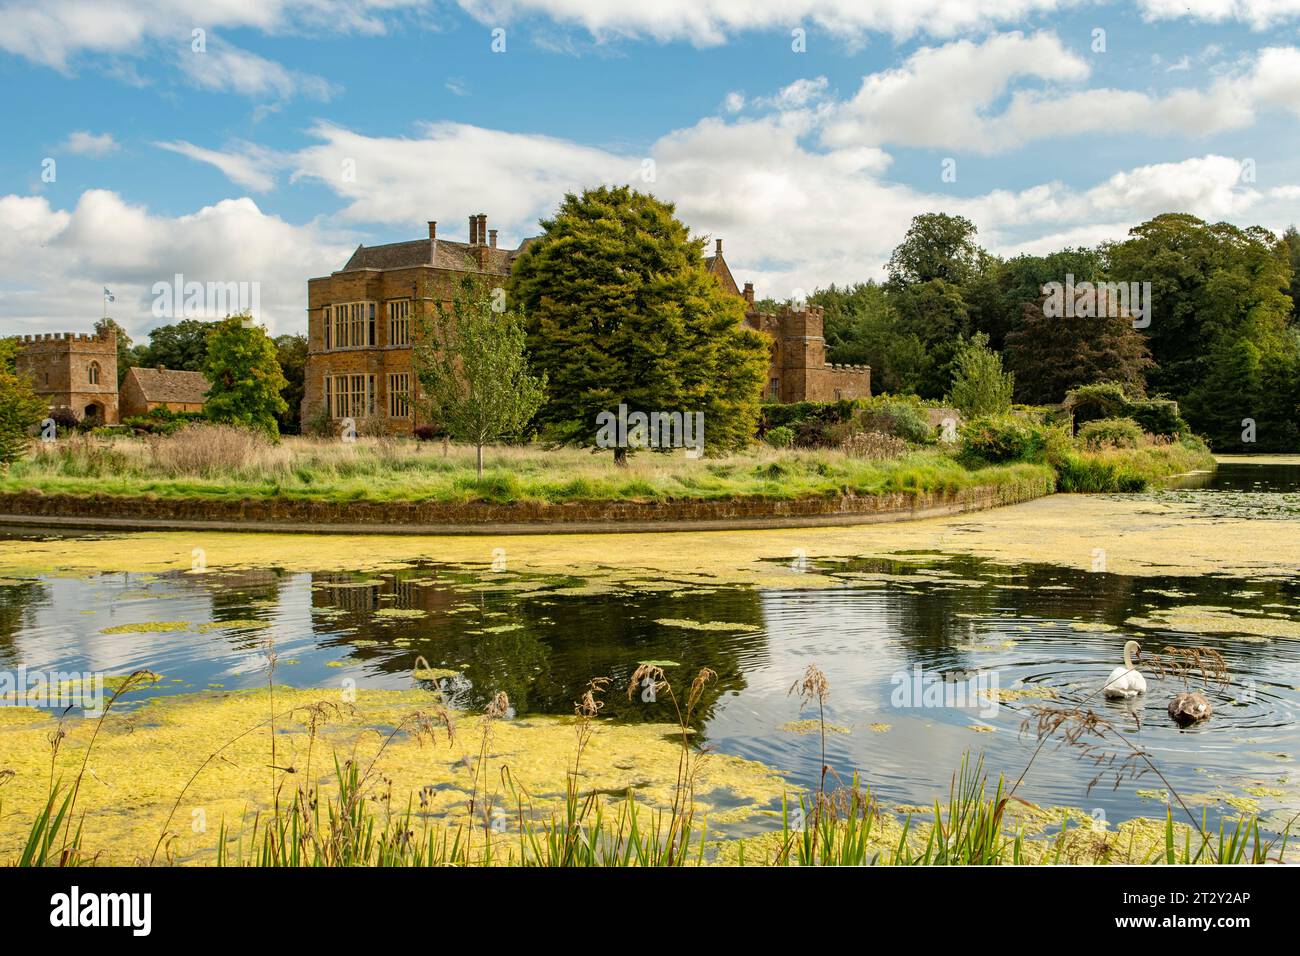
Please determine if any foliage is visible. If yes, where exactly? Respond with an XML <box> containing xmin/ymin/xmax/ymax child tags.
<box><xmin>948</xmin><ymin>332</ymin><xmax>1014</xmax><ymax>418</ymax></box>
<box><xmin>413</xmin><ymin>274</ymin><xmax>547</xmax><ymax>477</ymax></box>
<box><xmin>510</xmin><ymin>185</ymin><xmax>768</xmax><ymax>460</ymax></box>
<box><xmin>1107</xmin><ymin>213</ymin><xmax>1299</xmax><ymax>450</ymax></box>
<box><xmin>132</xmin><ymin>318</ymin><xmax>213</xmax><ymax>372</ymax></box>
<box><xmin>958</xmin><ymin>415</ymin><xmax>1057</xmax><ymax>465</ymax></box>
<box><xmin>1077</xmin><ymin>416</ymin><xmax>1143</xmax><ymax>450</ymax></box>
<box><xmin>0</xmin><ymin>364</ymin><xmax>46</xmax><ymax>467</ymax></box>
<box><xmin>855</xmin><ymin>396</ymin><xmax>934</xmax><ymax>444</ymax></box>
<box><xmin>886</xmin><ymin>213</ymin><xmax>981</xmax><ymax>287</ymax></box>
<box><xmin>121</xmin><ymin>408</ymin><xmax>205</xmax><ymax>435</ymax></box>
<box><xmin>764</xmin><ymin>425</ymin><xmax>794</xmax><ymax>448</ymax></box>
<box><xmin>1004</xmin><ymin>295</ymin><xmax>1152</xmax><ymax>405</ymax></box>
<box><xmin>201</xmin><ymin>315</ymin><xmax>288</xmax><ymax>438</ymax></box>
<box><xmin>273</xmin><ymin>333</ymin><xmax>309</xmax><ymax>435</ymax></box>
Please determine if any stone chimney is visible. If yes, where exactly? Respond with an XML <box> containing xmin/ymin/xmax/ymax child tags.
<box><xmin>743</xmin><ymin>282</ymin><xmax>755</xmax><ymax>307</ymax></box>
<box><xmin>468</xmin><ymin>214</ymin><xmax>478</xmax><ymax>245</ymax></box>
<box><xmin>716</xmin><ymin>238</ymin><xmax>723</xmax><ymax>255</ymax></box>
<box><xmin>428</xmin><ymin>221</ymin><xmax>437</xmax><ymax>240</ymax></box>
<box><xmin>477</xmin><ymin>214</ymin><xmax>488</xmax><ymax>246</ymax></box>
<box><xmin>489</xmin><ymin>228</ymin><xmax>498</xmax><ymax>249</ymax></box>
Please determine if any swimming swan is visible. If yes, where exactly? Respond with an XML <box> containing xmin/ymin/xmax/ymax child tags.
<box><xmin>1104</xmin><ymin>640</ymin><xmax>1147</xmax><ymax>699</ymax></box>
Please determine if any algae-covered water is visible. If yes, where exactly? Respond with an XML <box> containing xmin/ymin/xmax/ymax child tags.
<box><xmin>1</xmin><ymin>459</ymin><xmax>1298</xmax><ymax>859</ymax></box>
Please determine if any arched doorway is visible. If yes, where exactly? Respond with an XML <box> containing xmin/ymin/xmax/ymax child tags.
<box><xmin>83</xmin><ymin>402</ymin><xmax>102</xmax><ymax>422</ymax></box>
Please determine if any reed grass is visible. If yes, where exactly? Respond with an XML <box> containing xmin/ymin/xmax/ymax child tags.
<box><xmin>8</xmin><ymin>656</ymin><xmax>1289</xmax><ymax>867</ymax></box>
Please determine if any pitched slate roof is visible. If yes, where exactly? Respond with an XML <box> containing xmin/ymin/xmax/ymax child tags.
<box><xmin>125</xmin><ymin>366</ymin><xmax>210</xmax><ymax>404</ymax></box>
<box><xmin>340</xmin><ymin>238</ymin><xmax>525</xmax><ymax>275</ymax></box>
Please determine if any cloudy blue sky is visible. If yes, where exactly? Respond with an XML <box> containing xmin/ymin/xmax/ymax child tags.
<box><xmin>4</xmin><ymin>0</ymin><xmax>1300</xmax><ymax>338</ymax></box>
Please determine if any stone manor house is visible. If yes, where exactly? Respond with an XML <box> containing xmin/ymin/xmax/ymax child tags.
<box><xmin>303</xmin><ymin>214</ymin><xmax>870</xmax><ymax>433</ymax></box>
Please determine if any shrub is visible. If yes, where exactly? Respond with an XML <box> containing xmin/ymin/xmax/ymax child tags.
<box><xmin>948</xmin><ymin>332</ymin><xmax>1014</xmax><ymax>418</ymax></box>
<box><xmin>764</xmin><ymin>425</ymin><xmax>794</xmax><ymax>448</ymax></box>
<box><xmin>841</xmin><ymin>431</ymin><xmax>908</xmax><ymax>460</ymax></box>
<box><xmin>148</xmin><ymin>423</ymin><xmax>273</xmax><ymax>476</ymax></box>
<box><xmin>958</xmin><ymin>415</ymin><xmax>1053</xmax><ymax>464</ymax></box>
<box><xmin>1078</xmin><ymin>416</ymin><xmax>1143</xmax><ymax>450</ymax></box>
<box><xmin>856</xmin><ymin>398</ymin><xmax>933</xmax><ymax>444</ymax></box>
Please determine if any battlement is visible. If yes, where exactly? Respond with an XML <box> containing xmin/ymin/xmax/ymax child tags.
<box><xmin>828</xmin><ymin>363</ymin><xmax>871</xmax><ymax>372</ymax></box>
<box><xmin>12</xmin><ymin>331</ymin><xmax>116</xmax><ymax>349</ymax></box>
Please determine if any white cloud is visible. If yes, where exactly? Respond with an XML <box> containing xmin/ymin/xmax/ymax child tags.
<box><xmin>288</xmin><ymin>121</ymin><xmax>632</xmax><ymax>241</ymax></box>
<box><xmin>456</xmin><ymin>0</ymin><xmax>1076</xmax><ymax>44</ymax></box>
<box><xmin>821</xmin><ymin>36</ymin><xmax>1300</xmax><ymax>153</ymax></box>
<box><xmin>177</xmin><ymin>42</ymin><xmax>336</xmax><ymax>102</ymax></box>
<box><xmin>155</xmin><ymin>140</ymin><xmax>282</xmax><ymax>192</ymax></box>
<box><xmin>0</xmin><ymin>0</ymin><xmax>415</xmax><ymax>70</ymax></box>
<box><xmin>1138</xmin><ymin>0</ymin><xmax>1300</xmax><ymax>28</ymax></box>
<box><xmin>60</xmin><ymin>131</ymin><xmax>119</xmax><ymax>157</ymax></box>
<box><xmin>0</xmin><ymin>190</ymin><xmax>351</xmax><ymax>337</ymax></box>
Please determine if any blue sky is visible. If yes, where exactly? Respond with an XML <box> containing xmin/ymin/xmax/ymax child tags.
<box><xmin>4</xmin><ymin>0</ymin><xmax>1300</xmax><ymax>338</ymax></box>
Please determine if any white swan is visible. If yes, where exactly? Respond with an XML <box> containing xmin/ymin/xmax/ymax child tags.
<box><xmin>1104</xmin><ymin>640</ymin><xmax>1147</xmax><ymax>699</ymax></box>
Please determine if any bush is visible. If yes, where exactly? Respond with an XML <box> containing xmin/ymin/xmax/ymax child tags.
<box><xmin>1078</xmin><ymin>416</ymin><xmax>1143</xmax><ymax>450</ymax></box>
<box><xmin>841</xmin><ymin>431</ymin><xmax>908</xmax><ymax>460</ymax></box>
<box><xmin>147</xmin><ymin>423</ymin><xmax>273</xmax><ymax>476</ymax></box>
<box><xmin>958</xmin><ymin>415</ymin><xmax>1054</xmax><ymax>464</ymax></box>
<box><xmin>855</xmin><ymin>398</ymin><xmax>934</xmax><ymax>444</ymax></box>
<box><xmin>122</xmin><ymin>409</ymin><xmax>204</xmax><ymax>436</ymax></box>
<box><xmin>764</xmin><ymin>425</ymin><xmax>794</xmax><ymax>448</ymax></box>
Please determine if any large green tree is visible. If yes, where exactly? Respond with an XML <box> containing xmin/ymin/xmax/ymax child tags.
<box><xmin>886</xmin><ymin>213</ymin><xmax>981</xmax><ymax>288</ymax></box>
<box><xmin>273</xmin><ymin>333</ymin><xmax>308</xmax><ymax>435</ymax></box>
<box><xmin>135</xmin><ymin>319</ymin><xmax>213</xmax><ymax>371</ymax></box>
<box><xmin>510</xmin><ymin>185</ymin><xmax>768</xmax><ymax>461</ymax></box>
<box><xmin>413</xmin><ymin>275</ymin><xmax>547</xmax><ymax>477</ymax></box>
<box><xmin>0</xmin><ymin>340</ymin><xmax>46</xmax><ymax>469</ymax></box>
<box><xmin>1004</xmin><ymin>294</ymin><xmax>1152</xmax><ymax>405</ymax></box>
<box><xmin>202</xmin><ymin>315</ymin><xmax>288</xmax><ymax>436</ymax></box>
<box><xmin>1108</xmin><ymin>214</ymin><xmax>1299</xmax><ymax>448</ymax></box>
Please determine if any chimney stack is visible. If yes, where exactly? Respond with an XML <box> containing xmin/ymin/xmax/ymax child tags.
<box><xmin>477</xmin><ymin>214</ymin><xmax>488</xmax><ymax>246</ymax></box>
<box><xmin>743</xmin><ymin>281</ymin><xmax>754</xmax><ymax>306</ymax></box>
<box><xmin>489</xmin><ymin>228</ymin><xmax>498</xmax><ymax>249</ymax></box>
<box><xmin>468</xmin><ymin>215</ymin><xmax>478</xmax><ymax>245</ymax></box>
<box><xmin>716</xmin><ymin>238</ymin><xmax>723</xmax><ymax>255</ymax></box>
<box><xmin>428</xmin><ymin>221</ymin><xmax>437</xmax><ymax>240</ymax></box>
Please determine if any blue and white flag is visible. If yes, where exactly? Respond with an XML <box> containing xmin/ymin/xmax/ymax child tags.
<box><xmin>103</xmin><ymin>287</ymin><xmax>115</xmax><ymax>302</ymax></box>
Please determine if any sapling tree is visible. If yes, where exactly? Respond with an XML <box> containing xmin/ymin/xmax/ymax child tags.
<box><xmin>413</xmin><ymin>275</ymin><xmax>547</xmax><ymax>477</ymax></box>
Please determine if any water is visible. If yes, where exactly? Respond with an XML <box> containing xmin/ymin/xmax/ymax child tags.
<box><xmin>2</xmin><ymin>461</ymin><xmax>1299</xmax><ymax>838</ymax></box>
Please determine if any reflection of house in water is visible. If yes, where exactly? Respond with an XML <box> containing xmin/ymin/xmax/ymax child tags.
<box><xmin>310</xmin><ymin>570</ymin><xmax>462</xmax><ymax>620</ymax></box>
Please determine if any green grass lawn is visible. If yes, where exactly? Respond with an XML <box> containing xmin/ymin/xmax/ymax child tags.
<box><xmin>3</xmin><ymin>432</ymin><xmax>1056</xmax><ymax>505</ymax></box>
<box><xmin>0</xmin><ymin>427</ymin><xmax>1213</xmax><ymax>507</ymax></box>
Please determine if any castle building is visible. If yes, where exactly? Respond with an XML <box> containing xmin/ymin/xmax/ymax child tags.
<box><xmin>302</xmin><ymin>215</ymin><xmax>869</xmax><ymax>433</ymax></box>
<box><xmin>12</xmin><ymin>330</ymin><xmax>120</xmax><ymax>424</ymax></box>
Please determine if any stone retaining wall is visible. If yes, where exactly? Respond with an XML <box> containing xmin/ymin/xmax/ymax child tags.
<box><xmin>0</xmin><ymin>477</ymin><xmax>1052</xmax><ymax>536</ymax></box>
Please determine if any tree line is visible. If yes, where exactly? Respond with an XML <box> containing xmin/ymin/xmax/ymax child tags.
<box><xmin>806</xmin><ymin>212</ymin><xmax>1300</xmax><ymax>451</ymax></box>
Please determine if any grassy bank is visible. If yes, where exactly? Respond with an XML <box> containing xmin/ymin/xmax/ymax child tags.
<box><xmin>1052</xmin><ymin>438</ymin><xmax>1216</xmax><ymax>492</ymax></box>
<box><xmin>2</xmin><ymin>431</ymin><xmax>1053</xmax><ymax>505</ymax></box>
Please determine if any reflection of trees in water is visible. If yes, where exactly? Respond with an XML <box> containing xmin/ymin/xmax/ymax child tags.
<box><xmin>0</xmin><ymin>580</ymin><xmax>47</xmax><ymax>662</ymax></box>
<box><xmin>826</xmin><ymin>554</ymin><xmax>1296</xmax><ymax>675</ymax></box>
<box><xmin>305</xmin><ymin>565</ymin><xmax>768</xmax><ymax>727</ymax></box>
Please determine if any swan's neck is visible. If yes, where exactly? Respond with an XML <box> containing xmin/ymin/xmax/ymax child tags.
<box><xmin>1122</xmin><ymin>646</ymin><xmax>1135</xmax><ymax>670</ymax></box>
